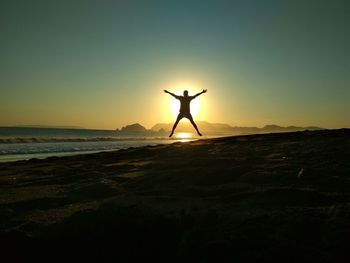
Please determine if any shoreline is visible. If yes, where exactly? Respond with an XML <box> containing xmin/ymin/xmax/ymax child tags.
<box><xmin>0</xmin><ymin>129</ymin><xmax>339</xmax><ymax>163</ymax></box>
<box><xmin>1</xmin><ymin>129</ymin><xmax>349</xmax><ymax>261</ymax></box>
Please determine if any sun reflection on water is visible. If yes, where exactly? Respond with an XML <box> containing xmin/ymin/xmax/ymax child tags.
<box><xmin>175</xmin><ymin>132</ymin><xmax>193</xmax><ymax>142</ymax></box>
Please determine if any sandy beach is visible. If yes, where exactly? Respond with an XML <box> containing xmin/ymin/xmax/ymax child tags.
<box><xmin>1</xmin><ymin>129</ymin><xmax>349</xmax><ymax>262</ymax></box>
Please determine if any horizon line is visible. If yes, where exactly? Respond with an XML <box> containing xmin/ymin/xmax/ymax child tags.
<box><xmin>0</xmin><ymin>122</ymin><xmax>330</xmax><ymax>131</ymax></box>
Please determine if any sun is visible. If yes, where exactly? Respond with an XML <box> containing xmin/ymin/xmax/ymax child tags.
<box><xmin>168</xmin><ymin>90</ymin><xmax>201</xmax><ymax>118</ymax></box>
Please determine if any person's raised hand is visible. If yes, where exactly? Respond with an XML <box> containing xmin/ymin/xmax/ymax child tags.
<box><xmin>164</xmin><ymin>90</ymin><xmax>168</xmax><ymax>93</ymax></box>
<box><xmin>203</xmin><ymin>89</ymin><xmax>207</xmax><ymax>93</ymax></box>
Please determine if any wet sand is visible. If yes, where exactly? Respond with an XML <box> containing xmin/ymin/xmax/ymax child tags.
<box><xmin>1</xmin><ymin>129</ymin><xmax>349</xmax><ymax>262</ymax></box>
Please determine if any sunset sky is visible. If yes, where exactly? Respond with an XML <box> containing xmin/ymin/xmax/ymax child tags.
<box><xmin>1</xmin><ymin>0</ymin><xmax>349</xmax><ymax>129</ymax></box>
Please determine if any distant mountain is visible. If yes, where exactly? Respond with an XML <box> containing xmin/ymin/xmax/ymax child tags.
<box><xmin>120</xmin><ymin>123</ymin><xmax>148</xmax><ymax>132</ymax></box>
<box><xmin>151</xmin><ymin>121</ymin><xmax>234</xmax><ymax>134</ymax></box>
<box><xmin>116</xmin><ymin>123</ymin><xmax>167</xmax><ymax>136</ymax></box>
<box><xmin>151</xmin><ymin>121</ymin><xmax>322</xmax><ymax>135</ymax></box>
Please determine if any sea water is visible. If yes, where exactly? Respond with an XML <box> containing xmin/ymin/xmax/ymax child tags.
<box><xmin>0</xmin><ymin>127</ymin><xmax>197</xmax><ymax>162</ymax></box>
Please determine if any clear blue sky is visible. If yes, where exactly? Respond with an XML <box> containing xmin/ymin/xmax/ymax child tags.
<box><xmin>1</xmin><ymin>0</ymin><xmax>349</xmax><ymax>129</ymax></box>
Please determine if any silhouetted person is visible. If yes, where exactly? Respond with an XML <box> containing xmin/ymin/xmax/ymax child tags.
<box><xmin>164</xmin><ymin>89</ymin><xmax>207</xmax><ymax>137</ymax></box>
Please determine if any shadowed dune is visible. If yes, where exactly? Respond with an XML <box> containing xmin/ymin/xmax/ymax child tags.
<box><xmin>0</xmin><ymin>129</ymin><xmax>349</xmax><ymax>262</ymax></box>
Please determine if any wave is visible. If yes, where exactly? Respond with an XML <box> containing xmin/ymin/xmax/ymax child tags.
<box><xmin>0</xmin><ymin>137</ymin><xmax>176</xmax><ymax>144</ymax></box>
<box><xmin>0</xmin><ymin>144</ymin><xmax>122</xmax><ymax>155</ymax></box>
<box><xmin>0</xmin><ymin>135</ymin><xmax>201</xmax><ymax>158</ymax></box>
<box><xmin>0</xmin><ymin>139</ymin><xmax>174</xmax><ymax>157</ymax></box>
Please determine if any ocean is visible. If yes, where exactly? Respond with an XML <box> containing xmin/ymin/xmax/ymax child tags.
<box><xmin>0</xmin><ymin>127</ymin><xmax>197</xmax><ymax>162</ymax></box>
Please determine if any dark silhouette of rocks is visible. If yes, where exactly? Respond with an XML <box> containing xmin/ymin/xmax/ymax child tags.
<box><xmin>120</xmin><ymin>123</ymin><xmax>148</xmax><ymax>132</ymax></box>
<box><xmin>151</xmin><ymin>121</ymin><xmax>322</xmax><ymax>135</ymax></box>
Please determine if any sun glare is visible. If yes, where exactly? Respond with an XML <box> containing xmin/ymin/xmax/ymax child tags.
<box><xmin>167</xmin><ymin>85</ymin><xmax>201</xmax><ymax>119</ymax></box>
<box><xmin>169</xmin><ymin>99</ymin><xmax>200</xmax><ymax>118</ymax></box>
<box><xmin>175</xmin><ymin>132</ymin><xmax>193</xmax><ymax>142</ymax></box>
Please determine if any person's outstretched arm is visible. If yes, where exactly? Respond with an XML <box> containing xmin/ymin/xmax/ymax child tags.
<box><xmin>193</xmin><ymin>89</ymin><xmax>207</xmax><ymax>98</ymax></box>
<box><xmin>164</xmin><ymin>90</ymin><xmax>179</xmax><ymax>99</ymax></box>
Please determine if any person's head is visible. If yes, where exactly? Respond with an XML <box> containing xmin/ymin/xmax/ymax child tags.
<box><xmin>183</xmin><ymin>90</ymin><xmax>188</xmax><ymax>97</ymax></box>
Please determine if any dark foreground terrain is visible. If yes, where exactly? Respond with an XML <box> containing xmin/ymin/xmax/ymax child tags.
<box><xmin>1</xmin><ymin>129</ymin><xmax>349</xmax><ymax>262</ymax></box>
